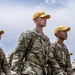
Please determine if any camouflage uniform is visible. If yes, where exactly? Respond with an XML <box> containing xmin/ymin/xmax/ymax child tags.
<box><xmin>6</xmin><ymin>50</ymin><xmax>15</xmax><ymax>67</ymax></box>
<box><xmin>11</xmin><ymin>29</ymin><xmax>51</xmax><ymax>75</ymax></box>
<box><xmin>48</xmin><ymin>42</ymin><xmax>73</xmax><ymax>75</ymax></box>
<box><xmin>72</xmin><ymin>59</ymin><xmax>75</xmax><ymax>75</ymax></box>
<box><xmin>0</xmin><ymin>47</ymin><xmax>11</xmax><ymax>75</ymax></box>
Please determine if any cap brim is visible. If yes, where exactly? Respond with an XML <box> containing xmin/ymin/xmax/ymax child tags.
<box><xmin>62</xmin><ymin>27</ymin><xmax>70</xmax><ymax>32</ymax></box>
<box><xmin>0</xmin><ymin>30</ymin><xmax>4</xmax><ymax>34</ymax></box>
<box><xmin>39</xmin><ymin>14</ymin><xmax>50</xmax><ymax>19</ymax></box>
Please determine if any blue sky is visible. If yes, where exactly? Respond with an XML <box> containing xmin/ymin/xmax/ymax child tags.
<box><xmin>0</xmin><ymin>0</ymin><xmax>75</xmax><ymax>63</ymax></box>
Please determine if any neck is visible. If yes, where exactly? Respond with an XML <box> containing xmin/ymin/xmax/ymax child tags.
<box><xmin>35</xmin><ymin>25</ymin><xmax>43</xmax><ymax>35</ymax></box>
<box><xmin>56</xmin><ymin>38</ymin><xmax>64</xmax><ymax>45</ymax></box>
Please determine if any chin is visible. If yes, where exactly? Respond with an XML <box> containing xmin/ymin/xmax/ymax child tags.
<box><xmin>43</xmin><ymin>24</ymin><xmax>46</xmax><ymax>27</ymax></box>
<box><xmin>41</xmin><ymin>25</ymin><xmax>46</xmax><ymax>27</ymax></box>
<box><xmin>64</xmin><ymin>38</ymin><xmax>67</xmax><ymax>40</ymax></box>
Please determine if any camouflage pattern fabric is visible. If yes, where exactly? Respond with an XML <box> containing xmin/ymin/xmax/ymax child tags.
<box><xmin>11</xmin><ymin>29</ymin><xmax>51</xmax><ymax>75</ymax></box>
<box><xmin>72</xmin><ymin>59</ymin><xmax>75</xmax><ymax>75</ymax></box>
<box><xmin>73</xmin><ymin>71</ymin><xmax>75</xmax><ymax>75</ymax></box>
<box><xmin>6</xmin><ymin>50</ymin><xmax>15</xmax><ymax>67</ymax></box>
<box><xmin>48</xmin><ymin>42</ymin><xmax>73</xmax><ymax>75</ymax></box>
<box><xmin>0</xmin><ymin>47</ymin><xmax>11</xmax><ymax>75</ymax></box>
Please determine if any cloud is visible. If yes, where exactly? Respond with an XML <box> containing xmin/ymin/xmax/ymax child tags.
<box><xmin>0</xmin><ymin>3</ymin><xmax>35</xmax><ymax>54</ymax></box>
<box><xmin>45</xmin><ymin>0</ymin><xmax>56</xmax><ymax>4</ymax></box>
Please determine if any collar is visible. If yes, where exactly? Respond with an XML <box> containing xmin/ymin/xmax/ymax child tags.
<box><xmin>32</xmin><ymin>28</ymin><xmax>49</xmax><ymax>41</ymax></box>
<box><xmin>55</xmin><ymin>41</ymin><xmax>67</xmax><ymax>49</ymax></box>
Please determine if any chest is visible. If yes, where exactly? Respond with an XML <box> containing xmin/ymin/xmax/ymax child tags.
<box><xmin>33</xmin><ymin>37</ymin><xmax>48</xmax><ymax>50</ymax></box>
<box><xmin>54</xmin><ymin>46</ymin><xmax>68</xmax><ymax>60</ymax></box>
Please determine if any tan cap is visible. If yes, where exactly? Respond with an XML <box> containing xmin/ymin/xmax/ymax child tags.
<box><xmin>33</xmin><ymin>11</ymin><xmax>50</xmax><ymax>20</ymax></box>
<box><xmin>0</xmin><ymin>30</ymin><xmax>4</xmax><ymax>34</ymax></box>
<box><xmin>54</xmin><ymin>25</ymin><xmax>70</xmax><ymax>35</ymax></box>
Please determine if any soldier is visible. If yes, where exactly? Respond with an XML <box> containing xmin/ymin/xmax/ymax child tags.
<box><xmin>48</xmin><ymin>26</ymin><xmax>73</xmax><ymax>75</ymax></box>
<box><xmin>11</xmin><ymin>11</ymin><xmax>51</xmax><ymax>75</ymax></box>
<box><xmin>0</xmin><ymin>30</ymin><xmax>11</xmax><ymax>75</ymax></box>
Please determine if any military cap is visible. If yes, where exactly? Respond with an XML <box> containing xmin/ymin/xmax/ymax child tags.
<box><xmin>33</xmin><ymin>11</ymin><xmax>50</xmax><ymax>20</ymax></box>
<box><xmin>54</xmin><ymin>25</ymin><xmax>70</xmax><ymax>35</ymax></box>
<box><xmin>0</xmin><ymin>30</ymin><xmax>4</xmax><ymax>34</ymax></box>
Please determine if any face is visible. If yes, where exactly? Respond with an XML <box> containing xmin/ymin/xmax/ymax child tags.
<box><xmin>35</xmin><ymin>16</ymin><xmax>47</xmax><ymax>27</ymax></box>
<box><xmin>57</xmin><ymin>30</ymin><xmax>68</xmax><ymax>40</ymax></box>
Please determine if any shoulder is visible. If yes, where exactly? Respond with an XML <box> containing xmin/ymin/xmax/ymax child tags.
<box><xmin>44</xmin><ymin>34</ymin><xmax>50</xmax><ymax>41</ymax></box>
<box><xmin>63</xmin><ymin>44</ymin><xmax>69</xmax><ymax>53</ymax></box>
<box><xmin>0</xmin><ymin>47</ymin><xmax>3</xmax><ymax>50</ymax></box>
<box><xmin>0</xmin><ymin>47</ymin><xmax>5</xmax><ymax>58</ymax></box>
<box><xmin>8</xmin><ymin>50</ymin><xmax>15</xmax><ymax>57</ymax></box>
<box><xmin>0</xmin><ymin>47</ymin><xmax>2</xmax><ymax>54</ymax></box>
<box><xmin>21</xmin><ymin>30</ymin><xmax>32</xmax><ymax>36</ymax></box>
<box><xmin>63</xmin><ymin>44</ymin><xmax>68</xmax><ymax>49</ymax></box>
<box><xmin>0</xmin><ymin>47</ymin><xmax>4</xmax><ymax>53</ymax></box>
<box><xmin>51</xmin><ymin>42</ymin><xmax>57</xmax><ymax>48</ymax></box>
<box><xmin>19</xmin><ymin>30</ymin><xmax>33</xmax><ymax>40</ymax></box>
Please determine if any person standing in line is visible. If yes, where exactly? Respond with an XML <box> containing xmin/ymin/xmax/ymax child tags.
<box><xmin>0</xmin><ymin>30</ymin><xmax>11</xmax><ymax>75</ymax></box>
<box><xmin>11</xmin><ymin>11</ymin><xmax>51</xmax><ymax>75</ymax></box>
<box><xmin>48</xmin><ymin>26</ymin><xmax>73</xmax><ymax>75</ymax></box>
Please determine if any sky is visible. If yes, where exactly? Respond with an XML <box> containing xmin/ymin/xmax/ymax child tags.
<box><xmin>0</xmin><ymin>0</ymin><xmax>75</xmax><ymax>63</ymax></box>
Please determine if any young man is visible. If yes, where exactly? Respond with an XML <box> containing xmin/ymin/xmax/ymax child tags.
<box><xmin>48</xmin><ymin>26</ymin><xmax>73</xmax><ymax>75</ymax></box>
<box><xmin>11</xmin><ymin>11</ymin><xmax>51</xmax><ymax>75</ymax></box>
<box><xmin>0</xmin><ymin>30</ymin><xmax>11</xmax><ymax>75</ymax></box>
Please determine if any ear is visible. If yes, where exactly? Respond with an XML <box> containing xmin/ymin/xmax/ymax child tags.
<box><xmin>34</xmin><ymin>18</ymin><xmax>38</xmax><ymax>22</ymax></box>
<box><xmin>55</xmin><ymin>32</ymin><xmax>60</xmax><ymax>37</ymax></box>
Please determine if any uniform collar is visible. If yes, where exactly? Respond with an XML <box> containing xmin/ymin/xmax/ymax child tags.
<box><xmin>55</xmin><ymin>41</ymin><xmax>67</xmax><ymax>49</ymax></box>
<box><xmin>32</xmin><ymin>28</ymin><xmax>49</xmax><ymax>41</ymax></box>
<box><xmin>32</xmin><ymin>28</ymin><xmax>43</xmax><ymax>36</ymax></box>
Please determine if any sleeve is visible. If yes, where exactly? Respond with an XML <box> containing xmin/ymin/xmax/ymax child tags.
<box><xmin>11</xmin><ymin>32</ymin><xmax>32</xmax><ymax>75</ymax></box>
<box><xmin>47</xmin><ymin>44</ymin><xmax>64</xmax><ymax>75</ymax></box>
<box><xmin>65</xmin><ymin>49</ymin><xmax>73</xmax><ymax>75</ymax></box>
<box><xmin>0</xmin><ymin>48</ymin><xmax>11</xmax><ymax>75</ymax></box>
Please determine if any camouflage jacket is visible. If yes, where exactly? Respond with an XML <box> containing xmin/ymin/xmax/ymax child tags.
<box><xmin>72</xmin><ymin>59</ymin><xmax>75</xmax><ymax>75</ymax></box>
<box><xmin>11</xmin><ymin>29</ymin><xmax>51</xmax><ymax>75</ymax></box>
<box><xmin>6</xmin><ymin>50</ymin><xmax>15</xmax><ymax>67</ymax></box>
<box><xmin>0</xmin><ymin>47</ymin><xmax>11</xmax><ymax>75</ymax></box>
<box><xmin>48</xmin><ymin>42</ymin><xmax>73</xmax><ymax>75</ymax></box>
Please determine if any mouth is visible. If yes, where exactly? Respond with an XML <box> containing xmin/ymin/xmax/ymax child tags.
<box><xmin>65</xmin><ymin>35</ymin><xmax>67</xmax><ymax>38</ymax></box>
